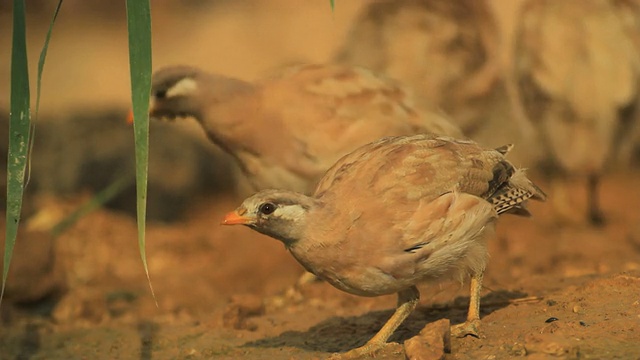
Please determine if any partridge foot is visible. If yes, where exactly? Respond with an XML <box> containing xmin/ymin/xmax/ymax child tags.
<box><xmin>450</xmin><ymin>319</ymin><xmax>481</xmax><ymax>338</ymax></box>
<box><xmin>327</xmin><ymin>341</ymin><xmax>386</xmax><ymax>359</ymax></box>
<box><xmin>328</xmin><ymin>287</ymin><xmax>420</xmax><ymax>359</ymax></box>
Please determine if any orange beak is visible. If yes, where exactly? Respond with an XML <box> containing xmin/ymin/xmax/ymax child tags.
<box><xmin>126</xmin><ymin>110</ymin><xmax>135</xmax><ymax>125</ymax></box>
<box><xmin>221</xmin><ymin>210</ymin><xmax>253</xmax><ymax>225</ymax></box>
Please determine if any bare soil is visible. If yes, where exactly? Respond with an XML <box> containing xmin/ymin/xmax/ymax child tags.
<box><xmin>2</xmin><ymin>173</ymin><xmax>640</xmax><ymax>360</ymax></box>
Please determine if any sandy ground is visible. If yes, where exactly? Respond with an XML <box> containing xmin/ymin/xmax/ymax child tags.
<box><xmin>2</xmin><ymin>173</ymin><xmax>640</xmax><ymax>359</ymax></box>
<box><xmin>1</xmin><ymin>1</ymin><xmax>640</xmax><ymax>359</ymax></box>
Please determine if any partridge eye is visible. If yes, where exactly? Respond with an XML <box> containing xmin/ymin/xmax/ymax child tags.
<box><xmin>155</xmin><ymin>89</ymin><xmax>167</xmax><ymax>99</ymax></box>
<box><xmin>258</xmin><ymin>202</ymin><xmax>277</xmax><ymax>215</ymax></box>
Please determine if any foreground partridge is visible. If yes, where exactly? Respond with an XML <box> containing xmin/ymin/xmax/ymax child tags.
<box><xmin>139</xmin><ymin>63</ymin><xmax>462</xmax><ymax>195</ymax></box>
<box><xmin>514</xmin><ymin>0</ymin><xmax>640</xmax><ymax>225</ymax></box>
<box><xmin>222</xmin><ymin>134</ymin><xmax>546</xmax><ymax>358</ymax></box>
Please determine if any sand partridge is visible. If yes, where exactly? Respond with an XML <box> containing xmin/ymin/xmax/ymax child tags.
<box><xmin>222</xmin><ymin>134</ymin><xmax>546</xmax><ymax>358</ymax></box>
<box><xmin>139</xmin><ymin>63</ymin><xmax>463</xmax><ymax>196</ymax></box>
<box><xmin>514</xmin><ymin>0</ymin><xmax>640</xmax><ymax>225</ymax></box>
<box><xmin>335</xmin><ymin>0</ymin><xmax>511</xmax><ymax>146</ymax></box>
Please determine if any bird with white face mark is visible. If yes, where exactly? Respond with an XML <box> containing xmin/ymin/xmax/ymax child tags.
<box><xmin>132</xmin><ymin>63</ymin><xmax>463</xmax><ymax>196</ymax></box>
<box><xmin>222</xmin><ymin>134</ymin><xmax>546</xmax><ymax>358</ymax></box>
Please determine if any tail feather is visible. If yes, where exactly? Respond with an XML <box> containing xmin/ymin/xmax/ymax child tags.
<box><xmin>490</xmin><ymin>168</ymin><xmax>546</xmax><ymax>216</ymax></box>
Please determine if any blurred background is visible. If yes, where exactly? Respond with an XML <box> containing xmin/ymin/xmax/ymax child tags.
<box><xmin>0</xmin><ymin>1</ymin><xmax>526</xmax><ymax>220</ymax></box>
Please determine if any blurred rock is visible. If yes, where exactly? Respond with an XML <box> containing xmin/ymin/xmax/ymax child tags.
<box><xmin>21</xmin><ymin>108</ymin><xmax>238</xmax><ymax>222</ymax></box>
<box><xmin>506</xmin><ymin>342</ymin><xmax>528</xmax><ymax>356</ymax></box>
<box><xmin>0</xmin><ymin>224</ymin><xmax>65</xmax><ymax>303</ymax></box>
<box><xmin>524</xmin><ymin>333</ymin><xmax>580</xmax><ymax>359</ymax></box>
<box><xmin>222</xmin><ymin>294</ymin><xmax>265</xmax><ymax>331</ymax></box>
<box><xmin>52</xmin><ymin>288</ymin><xmax>109</xmax><ymax>325</ymax></box>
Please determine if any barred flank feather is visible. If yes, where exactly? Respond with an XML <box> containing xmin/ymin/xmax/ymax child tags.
<box><xmin>491</xmin><ymin>187</ymin><xmax>533</xmax><ymax>215</ymax></box>
<box><xmin>489</xmin><ymin>167</ymin><xmax>547</xmax><ymax>216</ymax></box>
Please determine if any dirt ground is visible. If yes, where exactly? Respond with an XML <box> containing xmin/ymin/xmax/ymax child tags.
<box><xmin>1</xmin><ymin>1</ymin><xmax>640</xmax><ymax>359</ymax></box>
<box><xmin>2</xmin><ymin>173</ymin><xmax>640</xmax><ymax>360</ymax></box>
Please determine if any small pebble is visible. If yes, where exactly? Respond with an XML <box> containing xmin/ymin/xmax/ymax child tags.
<box><xmin>222</xmin><ymin>294</ymin><xmax>265</xmax><ymax>330</ymax></box>
<box><xmin>404</xmin><ymin>318</ymin><xmax>450</xmax><ymax>360</ymax></box>
<box><xmin>545</xmin><ymin>317</ymin><xmax>559</xmax><ymax>323</ymax></box>
<box><xmin>508</xmin><ymin>343</ymin><xmax>527</xmax><ymax>356</ymax></box>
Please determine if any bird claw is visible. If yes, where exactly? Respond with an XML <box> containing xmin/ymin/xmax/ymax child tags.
<box><xmin>450</xmin><ymin>319</ymin><xmax>481</xmax><ymax>338</ymax></box>
<box><xmin>327</xmin><ymin>342</ymin><xmax>385</xmax><ymax>359</ymax></box>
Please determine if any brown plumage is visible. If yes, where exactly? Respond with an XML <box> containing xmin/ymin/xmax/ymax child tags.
<box><xmin>514</xmin><ymin>0</ymin><xmax>640</xmax><ymax>225</ymax></box>
<box><xmin>335</xmin><ymin>0</ymin><xmax>505</xmax><ymax>139</ymax></box>
<box><xmin>146</xmin><ymin>63</ymin><xmax>463</xmax><ymax>196</ymax></box>
<box><xmin>222</xmin><ymin>134</ymin><xmax>545</xmax><ymax>358</ymax></box>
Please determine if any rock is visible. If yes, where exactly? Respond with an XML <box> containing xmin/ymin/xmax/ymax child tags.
<box><xmin>525</xmin><ymin>334</ymin><xmax>580</xmax><ymax>359</ymax></box>
<box><xmin>26</xmin><ymin>109</ymin><xmax>237</xmax><ymax>222</ymax></box>
<box><xmin>222</xmin><ymin>294</ymin><xmax>265</xmax><ymax>331</ymax></box>
<box><xmin>571</xmin><ymin>304</ymin><xmax>582</xmax><ymax>314</ymax></box>
<box><xmin>0</xmin><ymin>227</ymin><xmax>65</xmax><ymax>303</ymax></box>
<box><xmin>404</xmin><ymin>318</ymin><xmax>451</xmax><ymax>360</ymax></box>
<box><xmin>52</xmin><ymin>289</ymin><xmax>109</xmax><ymax>324</ymax></box>
<box><xmin>507</xmin><ymin>342</ymin><xmax>528</xmax><ymax>356</ymax></box>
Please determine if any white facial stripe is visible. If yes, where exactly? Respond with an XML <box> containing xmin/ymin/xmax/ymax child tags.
<box><xmin>274</xmin><ymin>204</ymin><xmax>307</xmax><ymax>221</ymax></box>
<box><xmin>166</xmin><ymin>77</ymin><xmax>198</xmax><ymax>98</ymax></box>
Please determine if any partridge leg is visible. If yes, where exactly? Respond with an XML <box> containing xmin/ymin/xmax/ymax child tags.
<box><xmin>334</xmin><ymin>286</ymin><xmax>420</xmax><ymax>359</ymax></box>
<box><xmin>587</xmin><ymin>174</ymin><xmax>605</xmax><ymax>227</ymax></box>
<box><xmin>451</xmin><ymin>271</ymin><xmax>483</xmax><ymax>338</ymax></box>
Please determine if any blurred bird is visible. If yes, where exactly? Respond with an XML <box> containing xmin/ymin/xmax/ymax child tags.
<box><xmin>335</xmin><ymin>0</ymin><xmax>509</xmax><ymax>144</ymax></box>
<box><xmin>513</xmin><ymin>0</ymin><xmax>640</xmax><ymax>225</ymax></box>
<box><xmin>222</xmin><ymin>134</ymin><xmax>546</xmax><ymax>358</ymax></box>
<box><xmin>132</xmin><ymin>63</ymin><xmax>463</xmax><ymax>196</ymax></box>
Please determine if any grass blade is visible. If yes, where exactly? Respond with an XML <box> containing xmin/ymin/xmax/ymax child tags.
<box><xmin>330</xmin><ymin>0</ymin><xmax>335</xmax><ymax>12</ymax></box>
<box><xmin>3</xmin><ymin>0</ymin><xmax>31</xmax><ymax>304</ymax></box>
<box><xmin>35</xmin><ymin>0</ymin><xmax>63</xmax><ymax>121</ymax></box>
<box><xmin>26</xmin><ymin>0</ymin><xmax>63</xmax><ymax>187</ymax></box>
<box><xmin>126</xmin><ymin>0</ymin><xmax>156</xmax><ymax>304</ymax></box>
<box><xmin>3</xmin><ymin>0</ymin><xmax>63</xmax><ymax>306</ymax></box>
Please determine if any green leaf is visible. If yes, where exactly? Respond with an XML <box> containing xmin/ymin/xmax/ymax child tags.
<box><xmin>26</xmin><ymin>0</ymin><xmax>63</xmax><ymax>187</ymax></box>
<box><xmin>3</xmin><ymin>0</ymin><xmax>63</xmax><ymax>306</ymax></box>
<box><xmin>3</xmin><ymin>0</ymin><xmax>31</xmax><ymax>305</ymax></box>
<box><xmin>126</xmin><ymin>0</ymin><xmax>156</xmax><ymax>305</ymax></box>
<box><xmin>35</xmin><ymin>1</ymin><xmax>63</xmax><ymax>122</ymax></box>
